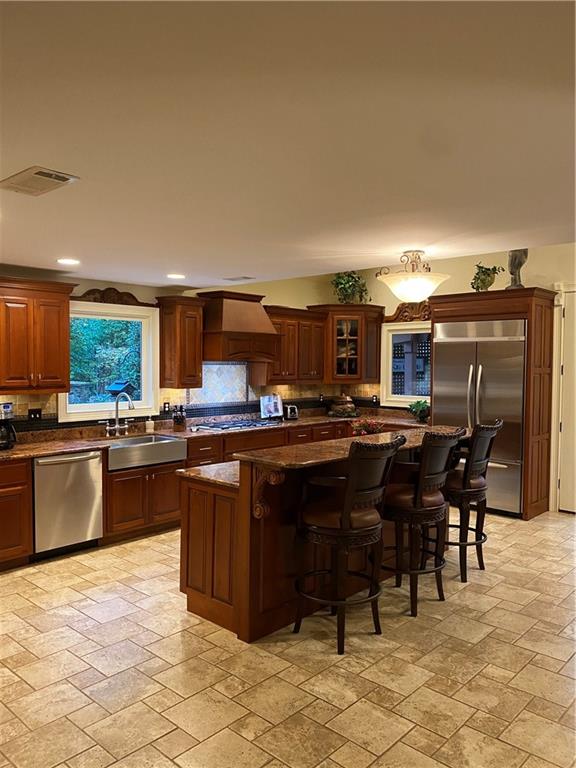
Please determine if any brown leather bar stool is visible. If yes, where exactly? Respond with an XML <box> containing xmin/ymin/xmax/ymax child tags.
<box><xmin>381</xmin><ymin>429</ymin><xmax>465</xmax><ymax>617</ymax></box>
<box><xmin>443</xmin><ymin>419</ymin><xmax>503</xmax><ymax>582</ymax></box>
<box><xmin>293</xmin><ymin>435</ymin><xmax>407</xmax><ymax>655</ymax></box>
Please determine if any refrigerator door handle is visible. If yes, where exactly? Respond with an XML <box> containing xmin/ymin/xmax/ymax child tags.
<box><xmin>475</xmin><ymin>364</ymin><xmax>483</xmax><ymax>425</ymax></box>
<box><xmin>466</xmin><ymin>364</ymin><xmax>474</xmax><ymax>430</ymax></box>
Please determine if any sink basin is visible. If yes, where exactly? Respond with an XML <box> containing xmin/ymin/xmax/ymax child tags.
<box><xmin>108</xmin><ymin>434</ymin><xmax>187</xmax><ymax>471</ymax></box>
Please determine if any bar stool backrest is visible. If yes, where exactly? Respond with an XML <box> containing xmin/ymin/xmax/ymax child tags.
<box><xmin>462</xmin><ymin>419</ymin><xmax>504</xmax><ymax>489</ymax></box>
<box><xmin>341</xmin><ymin>435</ymin><xmax>407</xmax><ymax>529</ymax></box>
<box><xmin>414</xmin><ymin>429</ymin><xmax>466</xmax><ymax>507</ymax></box>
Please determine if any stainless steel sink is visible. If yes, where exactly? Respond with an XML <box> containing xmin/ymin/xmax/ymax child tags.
<box><xmin>108</xmin><ymin>434</ymin><xmax>187</xmax><ymax>471</ymax></box>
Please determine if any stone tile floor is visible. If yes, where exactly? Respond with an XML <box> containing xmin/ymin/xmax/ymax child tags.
<box><xmin>0</xmin><ymin>510</ymin><xmax>574</xmax><ymax>768</ymax></box>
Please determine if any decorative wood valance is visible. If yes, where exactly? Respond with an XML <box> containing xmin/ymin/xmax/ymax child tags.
<box><xmin>384</xmin><ymin>300</ymin><xmax>431</xmax><ymax>323</ymax></box>
<box><xmin>74</xmin><ymin>287</ymin><xmax>156</xmax><ymax>307</ymax></box>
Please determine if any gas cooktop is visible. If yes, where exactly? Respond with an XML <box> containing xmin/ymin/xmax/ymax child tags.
<box><xmin>196</xmin><ymin>420</ymin><xmax>281</xmax><ymax>431</ymax></box>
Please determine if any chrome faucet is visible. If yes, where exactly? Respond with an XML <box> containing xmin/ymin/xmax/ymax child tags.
<box><xmin>114</xmin><ymin>392</ymin><xmax>135</xmax><ymax>436</ymax></box>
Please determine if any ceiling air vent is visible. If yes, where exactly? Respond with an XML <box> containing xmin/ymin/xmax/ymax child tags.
<box><xmin>0</xmin><ymin>166</ymin><xmax>79</xmax><ymax>196</ymax></box>
<box><xmin>223</xmin><ymin>276</ymin><xmax>254</xmax><ymax>282</ymax></box>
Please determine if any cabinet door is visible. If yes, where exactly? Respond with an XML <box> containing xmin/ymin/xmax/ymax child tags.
<box><xmin>159</xmin><ymin>304</ymin><xmax>178</xmax><ymax>387</ymax></box>
<box><xmin>310</xmin><ymin>322</ymin><xmax>324</xmax><ymax>380</ymax></box>
<box><xmin>0</xmin><ymin>296</ymin><xmax>34</xmax><ymax>390</ymax></box>
<box><xmin>106</xmin><ymin>468</ymin><xmax>148</xmax><ymax>534</ymax></box>
<box><xmin>33</xmin><ymin>297</ymin><xmax>70</xmax><ymax>390</ymax></box>
<box><xmin>283</xmin><ymin>320</ymin><xmax>298</xmax><ymax>379</ymax></box>
<box><xmin>331</xmin><ymin>315</ymin><xmax>361</xmax><ymax>381</ymax></box>
<box><xmin>312</xmin><ymin>424</ymin><xmax>336</xmax><ymax>441</ymax></box>
<box><xmin>0</xmin><ymin>483</ymin><xmax>33</xmax><ymax>563</ymax></box>
<box><xmin>179</xmin><ymin>308</ymin><xmax>203</xmax><ymax>387</ymax></box>
<box><xmin>270</xmin><ymin>320</ymin><xmax>284</xmax><ymax>379</ymax></box>
<box><xmin>148</xmin><ymin>462</ymin><xmax>185</xmax><ymax>524</ymax></box>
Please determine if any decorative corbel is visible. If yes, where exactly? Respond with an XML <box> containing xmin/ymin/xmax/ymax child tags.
<box><xmin>253</xmin><ymin>468</ymin><xmax>286</xmax><ymax>519</ymax></box>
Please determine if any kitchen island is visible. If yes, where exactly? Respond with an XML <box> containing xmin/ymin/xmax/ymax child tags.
<box><xmin>179</xmin><ymin>426</ymin><xmax>462</xmax><ymax>642</ymax></box>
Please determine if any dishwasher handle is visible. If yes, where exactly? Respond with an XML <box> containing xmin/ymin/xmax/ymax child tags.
<box><xmin>35</xmin><ymin>452</ymin><xmax>102</xmax><ymax>466</ymax></box>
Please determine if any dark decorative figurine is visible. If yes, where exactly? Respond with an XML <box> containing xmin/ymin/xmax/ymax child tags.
<box><xmin>506</xmin><ymin>248</ymin><xmax>528</xmax><ymax>290</ymax></box>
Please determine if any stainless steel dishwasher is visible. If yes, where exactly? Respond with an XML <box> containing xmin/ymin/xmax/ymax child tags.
<box><xmin>34</xmin><ymin>451</ymin><xmax>103</xmax><ymax>553</ymax></box>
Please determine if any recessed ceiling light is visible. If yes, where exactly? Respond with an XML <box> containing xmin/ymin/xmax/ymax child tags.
<box><xmin>57</xmin><ymin>258</ymin><xmax>80</xmax><ymax>266</ymax></box>
<box><xmin>166</xmin><ymin>273</ymin><xmax>186</xmax><ymax>280</ymax></box>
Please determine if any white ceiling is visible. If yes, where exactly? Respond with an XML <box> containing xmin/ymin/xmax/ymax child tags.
<box><xmin>0</xmin><ymin>2</ymin><xmax>574</xmax><ymax>287</ymax></box>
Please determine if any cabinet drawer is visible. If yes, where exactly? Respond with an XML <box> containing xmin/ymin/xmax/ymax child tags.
<box><xmin>333</xmin><ymin>423</ymin><xmax>351</xmax><ymax>439</ymax></box>
<box><xmin>312</xmin><ymin>425</ymin><xmax>336</xmax><ymax>441</ymax></box>
<box><xmin>287</xmin><ymin>426</ymin><xmax>313</xmax><ymax>444</ymax></box>
<box><xmin>0</xmin><ymin>461</ymin><xmax>30</xmax><ymax>488</ymax></box>
<box><xmin>224</xmin><ymin>429</ymin><xmax>286</xmax><ymax>457</ymax></box>
<box><xmin>187</xmin><ymin>435</ymin><xmax>223</xmax><ymax>462</ymax></box>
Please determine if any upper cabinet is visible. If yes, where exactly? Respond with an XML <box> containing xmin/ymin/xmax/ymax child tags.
<box><xmin>265</xmin><ymin>307</ymin><xmax>326</xmax><ymax>384</ymax></box>
<box><xmin>0</xmin><ymin>278</ymin><xmax>75</xmax><ymax>393</ymax></box>
<box><xmin>157</xmin><ymin>296</ymin><xmax>205</xmax><ymax>388</ymax></box>
<box><xmin>309</xmin><ymin>304</ymin><xmax>384</xmax><ymax>383</ymax></box>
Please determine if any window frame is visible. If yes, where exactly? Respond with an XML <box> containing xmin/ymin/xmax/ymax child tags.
<box><xmin>380</xmin><ymin>320</ymin><xmax>431</xmax><ymax>407</ymax></box>
<box><xmin>58</xmin><ymin>300</ymin><xmax>159</xmax><ymax>423</ymax></box>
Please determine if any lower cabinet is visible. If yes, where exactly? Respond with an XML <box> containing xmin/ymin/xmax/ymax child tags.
<box><xmin>105</xmin><ymin>460</ymin><xmax>185</xmax><ymax>536</ymax></box>
<box><xmin>180</xmin><ymin>478</ymin><xmax>238</xmax><ymax>631</ymax></box>
<box><xmin>0</xmin><ymin>461</ymin><xmax>33</xmax><ymax>564</ymax></box>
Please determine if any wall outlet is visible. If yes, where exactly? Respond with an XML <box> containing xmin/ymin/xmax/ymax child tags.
<box><xmin>28</xmin><ymin>408</ymin><xmax>42</xmax><ymax>420</ymax></box>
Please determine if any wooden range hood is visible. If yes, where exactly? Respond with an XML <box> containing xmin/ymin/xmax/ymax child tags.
<box><xmin>197</xmin><ymin>290</ymin><xmax>279</xmax><ymax>363</ymax></box>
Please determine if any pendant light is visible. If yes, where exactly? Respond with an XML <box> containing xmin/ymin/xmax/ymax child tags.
<box><xmin>375</xmin><ymin>250</ymin><xmax>449</xmax><ymax>302</ymax></box>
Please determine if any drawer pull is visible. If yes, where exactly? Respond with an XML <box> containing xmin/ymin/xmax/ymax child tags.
<box><xmin>198</xmin><ymin>446</ymin><xmax>213</xmax><ymax>451</ymax></box>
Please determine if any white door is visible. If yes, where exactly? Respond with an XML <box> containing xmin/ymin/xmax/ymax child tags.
<box><xmin>560</xmin><ymin>289</ymin><xmax>576</xmax><ymax>513</ymax></box>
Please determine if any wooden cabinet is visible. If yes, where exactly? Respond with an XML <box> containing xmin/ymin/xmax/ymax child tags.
<box><xmin>265</xmin><ymin>306</ymin><xmax>327</xmax><ymax>383</ymax></box>
<box><xmin>0</xmin><ymin>461</ymin><xmax>33</xmax><ymax>565</ymax></box>
<box><xmin>223</xmin><ymin>429</ymin><xmax>286</xmax><ymax>460</ymax></box>
<box><xmin>309</xmin><ymin>304</ymin><xmax>384</xmax><ymax>384</ymax></box>
<box><xmin>287</xmin><ymin>426</ymin><xmax>313</xmax><ymax>444</ymax></box>
<box><xmin>187</xmin><ymin>435</ymin><xmax>223</xmax><ymax>467</ymax></box>
<box><xmin>105</xmin><ymin>460</ymin><xmax>185</xmax><ymax>536</ymax></box>
<box><xmin>298</xmin><ymin>320</ymin><xmax>324</xmax><ymax>380</ymax></box>
<box><xmin>157</xmin><ymin>297</ymin><xmax>204</xmax><ymax>389</ymax></box>
<box><xmin>180</xmin><ymin>478</ymin><xmax>238</xmax><ymax>631</ymax></box>
<box><xmin>429</xmin><ymin>288</ymin><xmax>556</xmax><ymax>520</ymax></box>
<box><xmin>269</xmin><ymin>318</ymin><xmax>298</xmax><ymax>382</ymax></box>
<box><xmin>0</xmin><ymin>279</ymin><xmax>74</xmax><ymax>393</ymax></box>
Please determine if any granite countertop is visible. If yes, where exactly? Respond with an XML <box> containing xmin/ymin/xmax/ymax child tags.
<box><xmin>233</xmin><ymin>425</ymin><xmax>465</xmax><ymax>469</ymax></box>
<box><xmin>177</xmin><ymin>461</ymin><xmax>240</xmax><ymax>489</ymax></box>
<box><xmin>0</xmin><ymin>413</ymin><xmax>419</xmax><ymax>463</ymax></box>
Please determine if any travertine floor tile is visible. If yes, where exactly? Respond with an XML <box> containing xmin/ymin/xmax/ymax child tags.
<box><xmin>154</xmin><ymin>656</ymin><xmax>228</xmax><ymax>697</ymax></box>
<box><xmin>360</xmin><ymin>656</ymin><xmax>434</xmax><ymax>695</ymax></box>
<box><xmin>415</xmin><ymin>645</ymin><xmax>485</xmax><ymax>684</ymax></box>
<box><xmin>164</xmin><ymin>687</ymin><xmax>248</xmax><ymax>740</ymax></box>
<box><xmin>85</xmin><ymin>701</ymin><xmax>174</xmax><ymax>758</ymax></box>
<box><xmin>229</xmin><ymin>712</ymin><xmax>273</xmax><ymax>740</ymax></box>
<box><xmin>82</xmin><ymin>639</ymin><xmax>153</xmax><ymax>676</ymax></box>
<box><xmin>7</xmin><ymin>680</ymin><xmax>90</xmax><ymax>728</ymax></box>
<box><xmin>373</xmin><ymin>742</ymin><xmax>446</xmax><ymax>767</ymax></box>
<box><xmin>84</xmin><ymin>667</ymin><xmax>163</xmax><ymax>712</ymax></box>
<box><xmin>0</xmin><ymin>717</ymin><xmax>94</xmax><ymax>768</ymax></box>
<box><xmin>453</xmin><ymin>676</ymin><xmax>532</xmax><ymax>720</ymax></box>
<box><xmin>328</xmin><ymin>699</ymin><xmax>414</xmax><ymax>755</ymax></box>
<box><xmin>300</xmin><ymin>667</ymin><xmax>376</xmax><ymax>709</ymax></box>
<box><xmin>218</xmin><ymin>646</ymin><xmax>291</xmax><ymax>684</ymax></box>
<box><xmin>330</xmin><ymin>741</ymin><xmax>375</xmax><ymax>768</ymax></box>
<box><xmin>17</xmin><ymin>649</ymin><xmax>89</xmax><ymax>689</ymax></box>
<box><xmin>509</xmin><ymin>664</ymin><xmax>576</xmax><ymax>706</ymax></box>
<box><xmin>500</xmin><ymin>710</ymin><xmax>576</xmax><ymax>768</ymax></box>
<box><xmin>255</xmin><ymin>713</ymin><xmax>346</xmax><ymax>768</ymax></box>
<box><xmin>469</xmin><ymin>636</ymin><xmax>535</xmax><ymax>672</ymax></box>
<box><xmin>394</xmin><ymin>686</ymin><xmax>474</xmax><ymax>737</ymax></box>
<box><xmin>146</xmin><ymin>631</ymin><xmax>212</xmax><ymax>663</ymax></box>
<box><xmin>435</xmin><ymin>724</ymin><xmax>527</xmax><ymax>768</ymax></box>
<box><xmin>434</xmin><ymin>614</ymin><xmax>494</xmax><ymax>643</ymax></box>
<box><xmin>109</xmin><ymin>744</ymin><xmax>176</xmax><ymax>767</ymax></box>
<box><xmin>280</xmin><ymin>639</ymin><xmax>345</xmax><ymax>673</ymax></box>
<box><xmin>176</xmin><ymin>728</ymin><xmax>270</xmax><ymax>768</ymax></box>
<box><xmin>235</xmin><ymin>675</ymin><xmax>313</xmax><ymax>723</ymax></box>
<box><xmin>153</xmin><ymin>728</ymin><xmax>198</xmax><ymax>758</ymax></box>
<box><xmin>66</xmin><ymin>744</ymin><xmax>115</xmax><ymax>768</ymax></box>
<box><xmin>19</xmin><ymin>626</ymin><xmax>86</xmax><ymax>658</ymax></box>
<box><xmin>514</xmin><ymin>629</ymin><xmax>575</xmax><ymax>661</ymax></box>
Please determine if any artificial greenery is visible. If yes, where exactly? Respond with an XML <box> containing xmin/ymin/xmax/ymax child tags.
<box><xmin>408</xmin><ymin>400</ymin><xmax>430</xmax><ymax>424</ymax></box>
<box><xmin>470</xmin><ymin>263</ymin><xmax>505</xmax><ymax>292</ymax></box>
<box><xmin>331</xmin><ymin>271</ymin><xmax>370</xmax><ymax>304</ymax></box>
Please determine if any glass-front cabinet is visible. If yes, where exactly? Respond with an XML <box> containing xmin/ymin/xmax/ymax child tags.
<box><xmin>310</xmin><ymin>304</ymin><xmax>384</xmax><ymax>383</ymax></box>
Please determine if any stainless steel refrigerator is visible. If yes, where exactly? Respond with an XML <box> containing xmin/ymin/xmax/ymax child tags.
<box><xmin>431</xmin><ymin>319</ymin><xmax>525</xmax><ymax>516</ymax></box>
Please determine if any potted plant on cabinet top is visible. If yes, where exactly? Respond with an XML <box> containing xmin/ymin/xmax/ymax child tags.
<box><xmin>331</xmin><ymin>271</ymin><xmax>370</xmax><ymax>304</ymax></box>
<box><xmin>470</xmin><ymin>263</ymin><xmax>505</xmax><ymax>292</ymax></box>
<box><xmin>408</xmin><ymin>400</ymin><xmax>430</xmax><ymax>424</ymax></box>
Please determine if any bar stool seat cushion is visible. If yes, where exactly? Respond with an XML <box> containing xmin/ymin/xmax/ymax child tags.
<box><xmin>384</xmin><ymin>483</ymin><xmax>445</xmax><ymax>510</ymax></box>
<box><xmin>302</xmin><ymin>499</ymin><xmax>381</xmax><ymax>529</ymax></box>
<box><xmin>444</xmin><ymin>470</ymin><xmax>486</xmax><ymax>492</ymax></box>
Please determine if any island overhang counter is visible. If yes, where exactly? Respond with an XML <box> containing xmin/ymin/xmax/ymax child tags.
<box><xmin>178</xmin><ymin>427</ymin><xmax>462</xmax><ymax>643</ymax></box>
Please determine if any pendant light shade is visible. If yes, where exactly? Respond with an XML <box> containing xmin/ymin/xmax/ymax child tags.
<box><xmin>376</xmin><ymin>250</ymin><xmax>449</xmax><ymax>302</ymax></box>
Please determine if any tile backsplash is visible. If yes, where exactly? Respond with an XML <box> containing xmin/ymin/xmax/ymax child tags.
<box><xmin>0</xmin><ymin>363</ymin><xmax>381</xmax><ymax>420</ymax></box>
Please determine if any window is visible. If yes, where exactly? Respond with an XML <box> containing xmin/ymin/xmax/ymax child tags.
<box><xmin>381</xmin><ymin>321</ymin><xmax>431</xmax><ymax>406</ymax></box>
<box><xmin>58</xmin><ymin>301</ymin><xmax>159</xmax><ymax>422</ymax></box>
